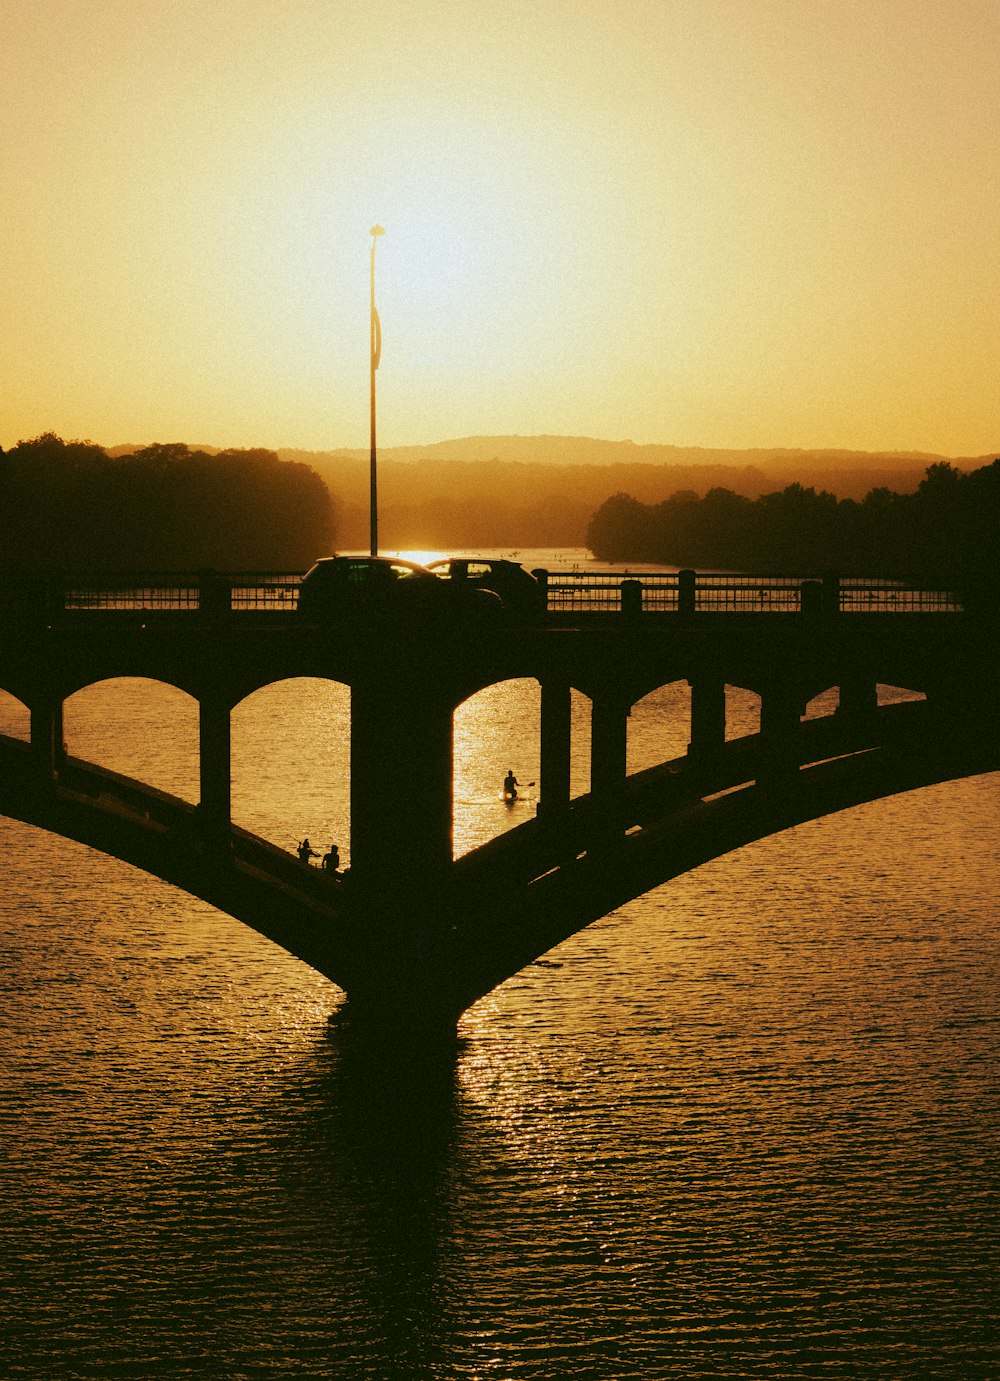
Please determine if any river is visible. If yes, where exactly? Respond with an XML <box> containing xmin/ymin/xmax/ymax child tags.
<box><xmin>0</xmin><ymin>550</ymin><xmax>996</xmax><ymax>1378</ymax></box>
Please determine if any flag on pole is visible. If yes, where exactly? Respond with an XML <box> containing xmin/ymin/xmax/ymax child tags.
<box><xmin>370</xmin><ymin>224</ymin><xmax>385</xmax><ymax>370</ymax></box>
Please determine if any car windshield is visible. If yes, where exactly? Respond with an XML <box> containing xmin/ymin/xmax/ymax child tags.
<box><xmin>337</xmin><ymin>559</ymin><xmax>427</xmax><ymax>583</ymax></box>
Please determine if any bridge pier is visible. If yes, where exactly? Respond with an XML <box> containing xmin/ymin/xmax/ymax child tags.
<box><xmin>837</xmin><ymin>676</ymin><xmax>878</xmax><ymax>726</ymax></box>
<box><xmin>759</xmin><ymin>684</ymin><xmax>801</xmax><ymax>786</ymax></box>
<box><xmin>30</xmin><ymin>697</ymin><xmax>65</xmax><ymax>783</ymax></box>
<box><xmin>350</xmin><ymin>677</ymin><xmax>454</xmax><ymax>905</ymax></box>
<box><xmin>199</xmin><ymin>696</ymin><xmax>232</xmax><ymax>839</ymax></box>
<box><xmin>538</xmin><ymin>680</ymin><xmax>572</xmax><ymax>819</ymax></box>
<box><xmin>591</xmin><ymin>689</ymin><xmax>629</xmax><ymax>835</ymax></box>
<box><xmin>688</xmin><ymin>677</ymin><xmax>727</xmax><ymax>763</ymax></box>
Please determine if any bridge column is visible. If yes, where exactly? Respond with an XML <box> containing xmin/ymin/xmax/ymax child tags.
<box><xmin>758</xmin><ymin>684</ymin><xmax>801</xmax><ymax>786</ymax></box>
<box><xmin>538</xmin><ymin>680</ymin><xmax>572</xmax><ymax>819</ymax></box>
<box><xmin>350</xmin><ymin>680</ymin><xmax>454</xmax><ymax>905</ymax></box>
<box><xmin>30</xmin><ymin>697</ymin><xmax>65</xmax><ymax>783</ymax></box>
<box><xmin>591</xmin><ymin>690</ymin><xmax>629</xmax><ymax>835</ymax></box>
<box><xmin>199</xmin><ymin>696</ymin><xmax>231</xmax><ymax>838</ymax></box>
<box><xmin>688</xmin><ymin>677</ymin><xmax>726</xmax><ymax>764</ymax></box>
<box><xmin>837</xmin><ymin>676</ymin><xmax>878</xmax><ymax>726</ymax></box>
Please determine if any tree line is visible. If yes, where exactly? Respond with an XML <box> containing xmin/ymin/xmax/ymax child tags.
<box><xmin>287</xmin><ymin>441</ymin><xmax>948</xmax><ymax>550</ymax></box>
<box><xmin>0</xmin><ymin>434</ymin><xmax>334</xmax><ymax>570</ymax></box>
<box><xmin>586</xmin><ymin>460</ymin><xmax>1000</xmax><ymax>588</ymax></box>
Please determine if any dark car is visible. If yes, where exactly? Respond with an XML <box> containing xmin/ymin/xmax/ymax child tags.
<box><xmin>297</xmin><ymin>555</ymin><xmax>501</xmax><ymax>625</ymax></box>
<box><xmin>425</xmin><ymin>558</ymin><xmax>543</xmax><ymax>618</ymax></box>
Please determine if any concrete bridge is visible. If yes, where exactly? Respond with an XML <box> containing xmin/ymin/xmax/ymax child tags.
<box><xmin>0</xmin><ymin>569</ymin><xmax>995</xmax><ymax>1034</ymax></box>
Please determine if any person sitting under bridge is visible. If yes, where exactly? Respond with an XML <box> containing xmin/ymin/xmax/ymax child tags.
<box><xmin>321</xmin><ymin>843</ymin><xmax>340</xmax><ymax>872</ymax></box>
<box><xmin>296</xmin><ymin>837</ymin><xmax>319</xmax><ymax>865</ymax></box>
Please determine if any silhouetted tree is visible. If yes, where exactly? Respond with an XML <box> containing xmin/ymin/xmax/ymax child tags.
<box><xmin>586</xmin><ymin>462</ymin><xmax>1000</xmax><ymax>590</ymax></box>
<box><xmin>0</xmin><ymin>434</ymin><xmax>335</xmax><ymax>570</ymax></box>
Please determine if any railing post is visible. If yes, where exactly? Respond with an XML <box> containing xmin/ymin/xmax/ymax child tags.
<box><xmin>531</xmin><ymin>569</ymin><xmax>549</xmax><ymax>617</ymax></box>
<box><xmin>30</xmin><ymin>697</ymin><xmax>65</xmax><ymax>784</ymax></box>
<box><xmin>688</xmin><ymin>677</ymin><xmax>726</xmax><ymax>764</ymax></box>
<box><xmin>538</xmin><ymin>680</ymin><xmax>572</xmax><ymax>820</ymax></box>
<box><xmin>44</xmin><ymin>574</ymin><xmax>65</xmax><ymax>624</ymax></box>
<box><xmin>199</xmin><ymin>570</ymin><xmax>231</xmax><ymax>617</ymax></box>
<box><xmin>199</xmin><ymin>695</ymin><xmax>232</xmax><ymax>840</ymax></box>
<box><xmin>822</xmin><ymin>572</ymin><xmax>840</xmax><ymax>617</ymax></box>
<box><xmin>620</xmin><ymin>578</ymin><xmax>643</xmax><ymax>620</ymax></box>
<box><xmin>799</xmin><ymin>580</ymin><xmax>823</xmax><ymax>618</ymax></box>
<box><xmin>678</xmin><ymin>568</ymin><xmax>696</xmax><ymax>616</ymax></box>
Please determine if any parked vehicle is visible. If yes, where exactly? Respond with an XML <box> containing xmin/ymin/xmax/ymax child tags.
<box><xmin>296</xmin><ymin>555</ymin><xmax>502</xmax><ymax>624</ymax></box>
<box><xmin>425</xmin><ymin>558</ymin><xmax>542</xmax><ymax>617</ymax></box>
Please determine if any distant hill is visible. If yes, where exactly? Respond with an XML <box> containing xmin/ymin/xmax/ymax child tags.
<box><xmin>276</xmin><ymin>436</ymin><xmax>996</xmax><ymax>550</ymax></box>
<box><xmin>307</xmin><ymin>434</ymin><xmax>990</xmax><ymax>473</ymax></box>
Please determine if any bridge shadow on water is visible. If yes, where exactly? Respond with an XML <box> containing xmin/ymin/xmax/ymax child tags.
<box><xmin>234</xmin><ymin>1020</ymin><xmax>483</xmax><ymax>1374</ymax></box>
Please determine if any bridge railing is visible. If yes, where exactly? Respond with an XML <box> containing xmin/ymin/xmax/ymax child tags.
<box><xmin>687</xmin><ymin>573</ymin><xmax>809</xmax><ymax>613</ymax></box>
<box><xmin>63</xmin><ymin>577</ymin><xmax>201</xmax><ymax>612</ymax></box>
<box><xmin>228</xmin><ymin>574</ymin><xmax>300</xmax><ymax>611</ymax></box>
<box><xmin>57</xmin><ymin>572</ymin><xmax>300</xmax><ymax>615</ymax></box>
<box><xmin>1</xmin><ymin>569</ymin><xmax>965</xmax><ymax>620</ymax></box>
<box><xmin>542</xmin><ymin>570</ymin><xmax>680</xmax><ymax>615</ymax></box>
<box><xmin>537</xmin><ymin>569</ymin><xmax>963</xmax><ymax>616</ymax></box>
<box><xmin>836</xmin><ymin>577</ymin><xmax>962</xmax><ymax>614</ymax></box>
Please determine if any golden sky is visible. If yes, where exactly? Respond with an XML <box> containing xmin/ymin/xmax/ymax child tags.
<box><xmin>2</xmin><ymin>0</ymin><xmax>997</xmax><ymax>455</ymax></box>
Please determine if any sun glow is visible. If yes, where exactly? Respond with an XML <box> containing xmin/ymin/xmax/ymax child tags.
<box><xmin>2</xmin><ymin>1</ymin><xmax>998</xmax><ymax>453</ymax></box>
<box><xmin>389</xmin><ymin>550</ymin><xmax>449</xmax><ymax>568</ymax></box>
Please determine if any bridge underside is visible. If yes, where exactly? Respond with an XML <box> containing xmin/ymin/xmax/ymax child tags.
<box><xmin>1</xmin><ymin>695</ymin><xmax>996</xmax><ymax>1032</ymax></box>
<box><xmin>447</xmin><ymin>702</ymin><xmax>1000</xmax><ymax>1015</ymax></box>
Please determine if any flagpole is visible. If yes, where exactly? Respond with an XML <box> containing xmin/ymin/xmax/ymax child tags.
<box><xmin>369</xmin><ymin>224</ymin><xmax>385</xmax><ymax>557</ymax></box>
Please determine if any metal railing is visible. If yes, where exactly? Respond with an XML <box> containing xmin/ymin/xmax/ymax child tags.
<box><xmin>63</xmin><ymin>578</ymin><xmax>201</xmax><ymax>612</ymax></box>
<box><xmin>836</xmin><ymin>577</ymin><xmax>962</xmax><ymax>614</ymax></box>
<box><xmin>535</xmin><ymin>569</ymin><xmax>963</xmax><ymax>616</ymax></box>
<box><xmin>686</xmin><ymin>573</ymin><xmax>810</xmax><ymax>614</ymax></box>
<box><xmin>228</xmin><ymin>574</ymin><xmax>300</xmax><ymax>612</ymax></box>
<box><xmin>0</xmin><ymin>568</ymin><xmax>966</xmax><ymax>619</ymax></box>
<box><xmin>542</xmin><ymin>570</ymin><xmax>681</xmax><ymax>615</ymax></box>
<box><xmin>57</xmin><ymin>572</ymin><xmax>301</xmax><ymax>615</ymax></box>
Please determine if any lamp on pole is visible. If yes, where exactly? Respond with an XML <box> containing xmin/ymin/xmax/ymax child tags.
<box><xmin>369</xmin><ymin>224</ymin><xmax>385</xmax><ymax>556</ymax></box>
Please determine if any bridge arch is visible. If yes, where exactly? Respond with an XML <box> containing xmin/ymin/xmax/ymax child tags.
<box><xmin>231</xmin><ymin>676</ymin><xmax>351</xmax><ymax>864</ymax></box>
<box><xmin>725</xmin><ymin>683</ymin><xmax>762</xmax><ymax>738</ymax></box>
<box><xmin>0</xmin><ymin>688</ymin><xmax>30</xmax><ymax>739</ymax></box>
<box><xmin>455</xmin><ymin>676</ymin><xmax>546</xmax><ymax>854</ymax></box>
<box><xmin>63</xmin><ymin>676</ymin><xmax>200</xmax><ymax>803</ymax></box>
<box><xmin>802</xmin><ymin>686</ymin><xmax>839</xmax><ymax>718</ymax></box>
<box><xmin>877</xmin><ymin>681</ymin><xmax>926</xmax><ymax>704</ymax></box>
<box><xmin>628</xmin><ymin>681</ymin><xmax>692</xmax><ymax>775</ymax></box>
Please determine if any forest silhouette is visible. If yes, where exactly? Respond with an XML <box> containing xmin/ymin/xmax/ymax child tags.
<box><xmin>4</xmin><ymin>433</ymin><xmax>998</xmax><ymax>592</ymax></box>
<box><xmin>586</xmin><ymin>461</ymin><xmax>1000</xmax><ymax>592</ymax></box>
<box><xmin>0</xmin><ymin>434</ymin><xmax>333</xmax><ymax>570</ymax></box>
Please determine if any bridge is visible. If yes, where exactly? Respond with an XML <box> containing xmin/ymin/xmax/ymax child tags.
<box><xmin>0</xmin><ymin>567</ymin><xmax>996</xmax><ymax>1035</ymax></box>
